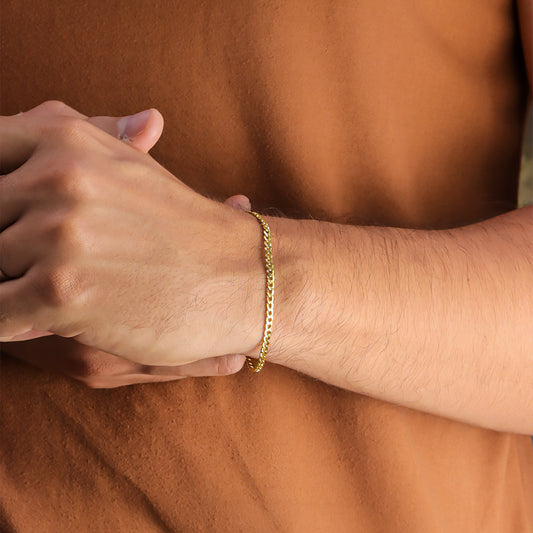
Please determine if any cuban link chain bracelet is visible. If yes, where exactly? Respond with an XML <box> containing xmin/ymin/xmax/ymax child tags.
<box><xmin>246</xmin><ymin>211</ymin><xmax>275</xmax><ymax>373</ymax></box>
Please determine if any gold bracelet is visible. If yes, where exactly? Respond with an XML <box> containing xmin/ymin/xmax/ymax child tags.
<box><xmin>246</xmin><ymin>211</ymin><xmax>275</xmax><ymax>372</ymax></box>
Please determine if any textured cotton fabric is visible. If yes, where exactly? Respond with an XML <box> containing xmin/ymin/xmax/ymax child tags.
<box><xmin>1</xmin><ymin>1</ymin><xmax>532</xmax><ymax>531</ymax></box>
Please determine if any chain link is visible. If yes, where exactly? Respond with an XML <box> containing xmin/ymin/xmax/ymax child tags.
<box><xmin>246</xmin><ymin>211</ymin><xmax>275</xmax><ymax>372</ymax></box>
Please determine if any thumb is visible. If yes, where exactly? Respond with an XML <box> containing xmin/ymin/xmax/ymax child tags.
<box><xmin>88</xmin><ymin>108</ymin><xmax>164</xmax><ymax>153</ymax></box>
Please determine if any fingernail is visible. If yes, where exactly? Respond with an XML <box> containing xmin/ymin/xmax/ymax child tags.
<box><xmin>117</xmin><ymin>109</ymin><xmax>151</xmax><ymax>140</ymax></box>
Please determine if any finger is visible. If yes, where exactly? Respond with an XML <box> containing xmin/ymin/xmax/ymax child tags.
<box><xmin>141</xmin><ymin>353</ymin><xmax>246</xmax><ymax>377</ymax></box>
<box><xmin>1</xmin><ymin>329</ymin><xmax>54</xmax><ymax>342</ymax></box>
<box><xmin>223</xmin><ymin>194</ymin><xmax>252</xmax><ymax>211</ymax></box>
<box><xmin>88</xmin><ymin>108</ymin><xmax>164</xmax><ymax>153</ymax></box>
<box><xmin>0</xmin><ymin>100</ymin><xmax>86</xmax><ymax>174</ymax></box>
<box><xmin>0</xmin><ymin>102</ymin><xmax>161</xmax><ymax>173</ymax></box>
<box><xmin>0</xmin><ymin>271</ymin><xmax>48</xmax><ymax>341</ymax></box>
<box><xmin>0</xmin><ymin>211</ymin><xmax>40</xmax><ymax>277</ymax></box>
<box><xmin>0</xmin><ymin>107</ymin><xmax>163</xmax><ymax>231</ymax></box>
<box><xmin>84</xmin><ymin>373</ymin><xmax>188</xmax><ymax>388</ymax></box>
<box><xmin>64</xmin><ymin>353</ymin><xmax>245</xmax><ymax>388</ymax></box>
<box><xmin>0</xmin><ymin>114</ymin><xmax>38</xmax><ymax>174</ymax></box>
<box><xmin>0</xmin><ymin>153</ymin><xmax>46</xmax><ymax>231</ymax></box>
<box><xmin>22</xmin><ymin>101</ymin><xmax>87</xmax><ymax>120</ymax></box>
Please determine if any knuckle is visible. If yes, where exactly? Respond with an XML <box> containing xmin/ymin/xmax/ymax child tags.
<box><xmin>33</xmin><ymin>100</ymin><xmax>86</xmax><ymax>121</ymax></box>
<box><xmin>43</xmin><ymin>116</ymin><xmax>91</xmax><ymax>149</ymax></box>
<box><xmin>47</xmin><ymin>160</ymin><xmax>93</xmax><ymax>201</ymax></box>
<box><xmin>52</xmin><ymin>116</ymin><xmax>91</xmax><ymax>145</ymax></box>
<box><xmin>37</xmin><ymin>100</ymin><xmax>74</xmax><ymax>116</ymax></box>
<box><xmin>37</xmin><ymin>264</ymin><xmax>84</xmax><ymax>307</ymax></box>
<box><xmin>49</xmin><ymin>212</ymin><xmax>89</xmax><ymax>254</ymax></box>
<box><xmin>60</xmin><ymin>116</ymin><xmax>90</xmax><ymax>139</ymax></box>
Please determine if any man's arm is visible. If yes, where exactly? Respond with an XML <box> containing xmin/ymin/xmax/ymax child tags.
<box><xmin>256</xmin><ymin>207</ymin><xmax>533</xmax><ymax>435</ymax></box>
<box><xmin>0</xmin><ymin>107</ymin><xmax>530</xmax><ymax>433</ymax></box>
<box><xmin>241</xmin><ymin>2</ymin><xmax>533</xmax><ymax>436</ymax></box>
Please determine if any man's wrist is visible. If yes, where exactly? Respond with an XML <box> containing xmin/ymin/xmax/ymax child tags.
<box><xmin>242</xmin><ymin>215</ymin><xmax>309</xmax><ymax>368</ymax></box>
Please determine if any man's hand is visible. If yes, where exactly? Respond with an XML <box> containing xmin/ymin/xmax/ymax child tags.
<box><xmin>0</xmin><ymin>101</ymin><xmax>261</xmax><ymax>385</ymax></box>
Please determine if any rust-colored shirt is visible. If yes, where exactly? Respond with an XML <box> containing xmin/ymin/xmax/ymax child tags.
<box><xmin>1</xmin><ymin>1</ymin><xmax>532</xmax><ymax>531</ymax></box>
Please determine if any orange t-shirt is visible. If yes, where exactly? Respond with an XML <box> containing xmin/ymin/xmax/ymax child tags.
<box><xmin>1</xmin><ymin>1</ymin><xmax>532</xmax><ymax>531</ymax></box>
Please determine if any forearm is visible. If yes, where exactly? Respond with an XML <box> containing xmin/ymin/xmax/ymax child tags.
<box><xmin>255</xmin><ymin>206</ymin><xmax>533</xmax><ymax>434</ymax></box>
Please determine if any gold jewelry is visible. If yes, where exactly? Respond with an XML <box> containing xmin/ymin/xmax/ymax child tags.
<box><xmin>246</xmin><ymin>211</ymin><xmax>275</xmax><ymax>372</ymax></box>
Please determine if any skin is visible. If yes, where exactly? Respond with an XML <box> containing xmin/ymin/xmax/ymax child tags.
<box><xmin>0</xmin><ymin>1</ymin><xmax>531</xmax><ymax>432</ymax></box>
<box><xmin>0</xmin><ymin>105</ymin><xmax>253</xmax><ymax>387</ymax></box>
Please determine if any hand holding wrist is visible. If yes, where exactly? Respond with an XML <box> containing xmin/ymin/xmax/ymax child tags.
<box><xmin>0</xmin><ymin>102</ymin><xmax>266</xmax><ymax>367</ymax></box>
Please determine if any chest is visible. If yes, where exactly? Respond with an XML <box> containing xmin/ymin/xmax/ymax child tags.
<box><xmin>2</xmin><ymin>0</ymin><xmax>528</xmax><ymax>226</ymax></box>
